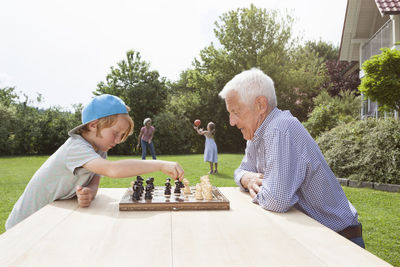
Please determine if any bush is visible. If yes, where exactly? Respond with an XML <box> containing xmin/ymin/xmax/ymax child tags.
<box><xmin>304</xmin><ymin>90</ymin><xmax>360</xmax><ymax>138</ymax></box>
<box><xmin>317</xmin><ymin>118</ymin><xmax>400</xmax><ymax>184</ymax></box>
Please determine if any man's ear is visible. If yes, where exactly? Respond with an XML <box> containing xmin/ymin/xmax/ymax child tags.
<box><xmin>255</xmin><ymin>96</ymin><xmax>268</xmax><ymax>113</ymax></box>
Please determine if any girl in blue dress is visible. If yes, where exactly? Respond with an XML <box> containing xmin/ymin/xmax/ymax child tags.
<box><xmin>194</xmin><ymin>122</ymin><xmax>218</xmax><ymax>174</ymax></box>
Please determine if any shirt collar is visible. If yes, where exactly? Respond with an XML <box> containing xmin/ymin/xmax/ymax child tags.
<box><xmin>253</xmin><ymin>107</ymin><xmax>280</xmax><ymax>141</ymax></box>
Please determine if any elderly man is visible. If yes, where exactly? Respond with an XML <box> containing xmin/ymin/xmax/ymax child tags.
<box><xmin>219</xmin><ymin>68</ymin><xmax>365</xmax><ymax>248</ymax></box>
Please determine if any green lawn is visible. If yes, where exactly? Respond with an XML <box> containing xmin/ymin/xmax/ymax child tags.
<box><xmin>0</xmin><ymin>155</ymin><xmax>399</xmax><ymax>266</ymax></box>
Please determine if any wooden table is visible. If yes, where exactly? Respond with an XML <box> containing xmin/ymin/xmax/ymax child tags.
<box><xmin>0</xmin><ymin>188</ymin><xmax>391</xmax><ymax>267</ymax></box>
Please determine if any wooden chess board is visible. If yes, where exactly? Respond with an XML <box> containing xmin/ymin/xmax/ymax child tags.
<box><xmin>119</xmin><ymin>186</ymin><xmax>230</xmax><ymax>211</ymax></box>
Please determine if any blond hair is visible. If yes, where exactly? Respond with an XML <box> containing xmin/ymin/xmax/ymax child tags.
<box><xmin>76</xmin><ymin>106</ymin><xmax>134</xmax><ymax>142</ymax></box>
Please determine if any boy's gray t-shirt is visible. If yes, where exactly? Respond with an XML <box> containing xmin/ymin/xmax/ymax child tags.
<box><xmin>5</xmin><ymin>134</ymin><xmax>106</xmax><ymax>230</ymax></box>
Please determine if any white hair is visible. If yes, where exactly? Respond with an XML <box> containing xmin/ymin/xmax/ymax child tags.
<box><xmin>143</xmin><ymin>118</ymin><xmax>152</xmax><ymax>125</ymax></box>
<box><xmin>219</xmin><ymin>68</ymin><xmax>277</xmax><ymax>108</ymax></box>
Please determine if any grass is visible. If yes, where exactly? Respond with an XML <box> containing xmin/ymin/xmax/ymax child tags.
<box><xmin>0</xmin><ymin>155</ymin><xmax>399</xmax><ymax>266</ymax></box>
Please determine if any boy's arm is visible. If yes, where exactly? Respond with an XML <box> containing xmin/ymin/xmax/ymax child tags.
<box><xmin>83</xmin><ymin>158</ymin><xmax>184</xmax><ymax>180</ymax></box>
<box><xmin>76</xmin><ymin>175</ymin><xmax>100</xmax><ymax>207</ymax></box>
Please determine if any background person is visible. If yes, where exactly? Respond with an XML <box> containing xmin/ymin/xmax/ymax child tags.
<box><xmin>137</xmin><ymin>118</ymin><xmax>157</xmax><ymax>160</ymax></box>
<box><xmin>218</xmin><ymin>68</ymin><xmax>365</xmax><ymax>248</ymax></box>
<box><xmin>5</xmin><ymin>95</ymin><xmax>184</xmax><ymax>230</ymax></box>
<box><xmin>194</xmin><ymin>121</ymin><xmax>218</xmax><ymax>174</ymax></box>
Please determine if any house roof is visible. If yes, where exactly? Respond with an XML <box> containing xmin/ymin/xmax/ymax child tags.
<box><xmin>339</xmin><ymin>0</ymin><xmax>390</xmax><ymax>62</ymax></box>
<box><xmin>338</xmin><ymin>0</ymin><xmax>400</xmax><ymax>62</ymax></box>
<box><xmin>375</xmin><ymin>0</ymin><xmax>400</xmax><ymax>15</ymax></box>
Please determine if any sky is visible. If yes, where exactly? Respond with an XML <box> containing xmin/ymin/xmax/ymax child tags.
<box><xmin>0</xmin><ymin>0</ymin><xmax>348</xmax><ymax>110</ymax></box>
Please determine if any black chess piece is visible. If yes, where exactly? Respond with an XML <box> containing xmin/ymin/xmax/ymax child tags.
<box><xmin>146</xmin><ymin>177</ymin><xmax>155</xmax><ymax>191</ymax></box>
<box><xmin>164</xmin><ymin>181</ymin><xmax>171</xmax><ymax>195</ymax></box>
<box><xmin>137</xmin><ymin>180</ymin><xmax>144</xmax><ymax>195</ymax></box>
<box><xmin>132</xmin><ymin>184</ymin><xmax>141</xmax><ymax>201</ymax></box>
<box><xmin>145</xmin><ymin>184</ymin><xmax>153</xmax><ymax>200</ymax></box>
<box><xmin>174</xmin><ymin>180</ymin><xmax>182</xmax><ymax>194</ymax></box>
<box><xmin>149</xmin><ymin>177</ymin><xmax>155</xmax><ymax>191</ymax></box>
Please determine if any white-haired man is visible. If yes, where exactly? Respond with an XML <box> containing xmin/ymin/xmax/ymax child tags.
<box><xmin>219</xmin><ymin>68</ymin><xmax>365</xmax><ymax>248</ymax></box>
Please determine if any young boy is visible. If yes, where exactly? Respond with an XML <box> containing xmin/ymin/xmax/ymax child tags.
<box><xmin>5</xmin><ymin>94</ymin><xmax>184</xmax><ymax>230</ymax></box>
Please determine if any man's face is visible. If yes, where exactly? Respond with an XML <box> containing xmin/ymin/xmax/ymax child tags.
<box><xmin>225</xmin><ymin>90</ymin><xmax>260</xmax><ymax>141</ymax></box>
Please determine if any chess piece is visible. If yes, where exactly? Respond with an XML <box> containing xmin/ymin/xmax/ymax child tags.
<box><xmin>149</xmin><ymin>177</ymin><xmax>155</xmax><ymax>191</ymax></box>
<box><xmin>174</xmin><ymin>180</ymin><xmax>184</xmax><ymax>194</ymax></box>
<box><xmin>145</xmin><ymin>184</ymin><xmax>153</xmax><ymax>200</ymax></box>
<box><xmin>183</xmin><ymin>178</ymin><xmax>191</xmax><ymax>194</ymax></box>
<box><xmin>132</xmin><ymin>184</ymin><xmax>141</xmax><ymax>201</ymax></box>
<box><xmin>203</xmin><ymin>183</ymin><xmax>213</xmax><ymax>200</ymax></box>
<box><xmin>164</xmin><ymin>181</ymin><xmax>171</xmax><ymax>195</ymax></box>
<box><xmin>195</xmin><ymin>183</ymin><xmax>203</xmax><ymax>200</ymax></box>
<box><xmin>146</xmin><ymin>178</ymin><xmax>155</xmax><ymax>191</ymax></box>
<box><xmin>136</xmin><ymin>179</ymin><xmax>144</xmax><ymax>196</ymax></box>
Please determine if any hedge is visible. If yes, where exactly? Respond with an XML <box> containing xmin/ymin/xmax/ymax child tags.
<box><xmin>317</xmin><ymin>118</ymin><xmax>400</xmax><ymax>184</ymax></box>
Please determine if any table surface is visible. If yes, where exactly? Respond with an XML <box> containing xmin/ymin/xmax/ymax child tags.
<box><xmin>0</xmin><ymin>187</ymin><xmax>391</xmax><ymax>267</ymax></box>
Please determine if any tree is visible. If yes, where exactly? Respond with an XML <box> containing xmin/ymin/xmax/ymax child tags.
<box><xmin>95</xmin><ymin>50</ymin><xmax>168</xmax><ymax>154</ymax></box>
<box><xmin>0</xmin><ymin>86</ymin><xmax>19</xmax><ymax>107</ymax></box>
<box><xmin>359</xmin><ymin>48</ymin><xmax>400</xmax><ymax>112</ymax></box>
<box><xmin>165</xmin><ymin>5</ymin><xmax>302</xmax><ymax>153</ymax></box>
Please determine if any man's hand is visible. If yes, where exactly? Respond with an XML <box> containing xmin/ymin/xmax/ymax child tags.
<box><xmin>241</xmin><ymin>172</ymin><xmax>264</xmax><ymax>198</ymax></box>
<box><xmin>76</xmin><ymin>185</ymin><xmax>95</xmax><ymax>207</ymax></box>
<box><xmin>160</xmin><ymin>161</ymin><xmax>184</xmax><ymax>181</ymax></box>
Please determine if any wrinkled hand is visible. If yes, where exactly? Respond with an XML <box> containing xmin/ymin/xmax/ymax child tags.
<box><xmin>160</xmin><ymin>161</ymin><xmax>184</xmax><ymax>181</ymax></box>
<box><xmin>243</xmin><ymin>172</ymin><xmax>264</xmax><ymax>198</ymax></box>
<box><xmin>76</xmin><ymin>185</ymin><xmax>95</xmax><ymax>207</ymax></box>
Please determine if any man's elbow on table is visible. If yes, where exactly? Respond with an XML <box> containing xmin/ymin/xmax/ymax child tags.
<box><xmin>256</xmin><ymin>189</ymin><xmax>292</xmax><ymax>213</ymax></box>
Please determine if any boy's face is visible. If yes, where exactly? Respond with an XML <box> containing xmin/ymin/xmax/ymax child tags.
<box><xmin>91</xmin><ymin>116</ymin><xmax>131</xmax><ymax>152</ymax></box>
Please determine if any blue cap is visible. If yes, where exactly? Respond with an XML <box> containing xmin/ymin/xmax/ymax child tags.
<box><xmin>68</xmin><ymin>94</ymin><xmax>128</xmax><ymax>136</ymax></box>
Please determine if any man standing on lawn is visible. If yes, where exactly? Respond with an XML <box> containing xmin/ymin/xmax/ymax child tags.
<box><xmin>218</xmin><ymin>68</ymin><xmax>365</xmax><ymax>248</ymax></box>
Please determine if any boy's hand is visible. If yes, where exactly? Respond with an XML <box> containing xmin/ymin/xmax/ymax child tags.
<box><xmin>76</xmin><ymin>185</ymin><xmax>95</xmax><ymax>207</ymax></box>
<box><xmin>161</xmin><ymin>162</ymin><xmax>184</xmax><ymax>181</ymax></box>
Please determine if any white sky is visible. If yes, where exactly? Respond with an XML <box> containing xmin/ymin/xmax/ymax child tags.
<box><xmin>0</xmin><ymin>0</ymin><xmax>348</xmax><ymax>110</ymax></box>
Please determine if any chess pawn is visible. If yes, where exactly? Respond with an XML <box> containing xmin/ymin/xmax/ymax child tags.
<box><xmin>132</xmin><ymin>184</ymin><xmax>141</xmax><ymax>201</ymax></box>
<box><xmin>195</xmin><ymin>183</ymin><xmax>203</xmax><ymax>200</ymax></box>
<box><xmin>183</xmin><ymin>178</ymin><xmax>191</xmax><ymax>194</ymax></box>
<box><xmin>149</xmin><ymin>177</ymin><xmax>155</xmax><ymax>191</ymax></box>
<box><xmin>164</xmin><ymin>181</ymin><xmax>171</xmax><ymax>195</ymax></box>
<box><xmin>174</xmin><ymin>180</ymin><xmax>181</xmax><ymax>194</ymax></box>
<box><xmin>146</xmin><ymin>178</ymin><xmax>155</xmax><ymax>191</ymax></box>
<box><xmin>145</xmin><ymin>185</ymin><xmax>153</xmax><ymax>200</ymax></box>
<box><xmin>203</xmin><ymin>183</ymin><xmax>213</xmax><ymax>200</ymax></box>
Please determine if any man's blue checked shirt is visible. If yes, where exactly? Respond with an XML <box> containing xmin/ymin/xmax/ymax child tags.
<box><xmin>234</xmin><ymin>108</ymin><xmax>359</xmax><ymax>232</ymax></box>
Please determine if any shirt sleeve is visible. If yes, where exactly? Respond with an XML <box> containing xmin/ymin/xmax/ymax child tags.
<box><xmin>255</xmin><ymin>128</ymin><xmax>306</xmax><ymax>213</ymax></box>
<box><xmin>65</xmin><ymin>137</ymin><xmax>105</xmax><ymax>175</ymax></box>
<box><xmin>234</xmin><ymin>141</ymin><xmax>258</xmax><ymax>191</ymax></box>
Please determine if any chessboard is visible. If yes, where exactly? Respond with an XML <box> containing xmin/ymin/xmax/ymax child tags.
<box><xmin>119</xmin><ymin>186</ymin><xmax>230</xmax><ymax>211</ymax></box>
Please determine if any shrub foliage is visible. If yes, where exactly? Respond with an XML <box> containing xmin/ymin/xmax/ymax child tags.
<box><xmin>317</xmin><ymin>118</ymin><xmax>400</xmax><ymax>184</ymax></box>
